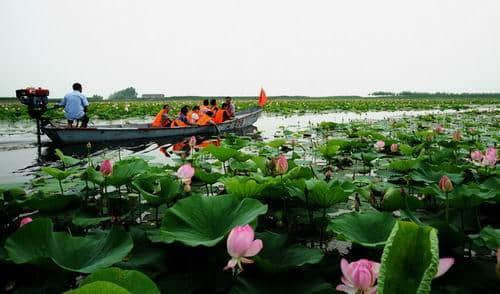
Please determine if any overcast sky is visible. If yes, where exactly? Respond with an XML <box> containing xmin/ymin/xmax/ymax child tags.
<box><xmin>1</xmin><ymin>0</ymin><xmax>499</xmax><ymax>98</ymax></box>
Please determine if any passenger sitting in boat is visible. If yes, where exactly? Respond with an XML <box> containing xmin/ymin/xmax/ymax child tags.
<box><xmin>210</xmin><ymin>99</ymin><xmax>219</xmax><ymax>112</ymax></box>
<box><xmin>55</xmin><ymin>83</ymin><xmax>90</xmax><ymax>128</ymax></box>
<box><xmin>200</xmin><ymin>100</ymin><xmax>210</xmax><ymax>114</ymax></box>
<box><xmin>225</xmin><ymin>97</ymin><xmax>235</xmax><ymax>118</ymax></box>
<box><xmin>171</xmin><ymin>106</ymin><xmax>196</xmax><ymax>127</ymax></box>
<box><xmin>196</xmin><ymin>111</ymin><xmax>216</xmax><ymax>126</ymax></box>
<box><xmin>151</xmin><ymin>104</ymin><xmax>171</xmax><ymax>128</ymax></box>
<box><xmin>214</xmin><ymin>103</ymin><xmax>231</xmax><ymax>124</ymax></box>
<box><xmin>187</xmin><ymin>106</ymin><xmax>200</xmax><ymax>124</ymax></box>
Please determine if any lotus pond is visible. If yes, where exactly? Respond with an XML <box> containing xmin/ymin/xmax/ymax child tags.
<box><xmin>0</xmin><ymin>108</ymin><xmax>499</xmax><ymax>293</ymax></box>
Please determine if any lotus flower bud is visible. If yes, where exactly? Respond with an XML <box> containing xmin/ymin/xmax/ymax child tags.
<box><xmin>390</xmin><ymin>143</ymin><xmax>398</xmax><ymax>153</ymax></box>
<box><xmin>176</xmin><ymin>164</ymin><xmax>195</xmax><ymax>180</ymax></box>
<box><xmin>86</xmin><ymin>142</ymin><xmax>92</xmax><ymax>149</ymax></box>
<box><xmin>20</xmin><ymin>217</ymin><xmax>33</xmax><ymax>227</ymax></box>
<box><xmin>439</xmin><ymin>175</ymin><xmax>453</xmax><ymax>192</ymax></box>
<box><xmin>452</xmin><ymin>131</ymin><xmax>462</xmax><ymax>142</ymax></box>
<box><xmin>374</xmin><ymin>141</ymin><xmax>385</xmax><ymax>151</ymax></box>
<box><xmin>275</xmin><ymin>155</ymin><xmax>288</xmax><ymax>175</ymax></box>
<box><xmin>434</xmin><ymin>124</ymin><xmax>444</xmax><ymax>133</ymax></box>
<box><xmin>99</xmin><ymin>160</ymin><xmax>113</xmax><ymax>176</ymax></box>
<box><xmin>470</xmin><ymin>150</ymin><xmax>483</xmax><ymax>162</ymax></box>
<box><xmin>224</xmin><ymin>225</ymin><xmax>263</xmax><ymax>271</ymax></box>
<box><xmin>336</xmin><ymin>258</ymin><xmax>380</xmax><ymax>294</ymax></box>
<box><xmin>435</xmin><ymin>257</ymin><xmax>454</xmax><ymax>278</ymax></box>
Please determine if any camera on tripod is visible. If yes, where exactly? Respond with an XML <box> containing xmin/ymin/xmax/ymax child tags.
<box><xmin>16</xmin><ymin>87</ymin><xmax>50</xmax><ymax>119</ymax></box>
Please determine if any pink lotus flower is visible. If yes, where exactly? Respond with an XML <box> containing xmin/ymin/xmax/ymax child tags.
<box><xmin>435</xmin><ymin>257</ymin><xmax>454</xmax><ymax>278</ymax></box>
<box><xmin>374</xmin><ymin>141</ymin><xmax>385</xmax><ymax>151</ymax></box>
<box><xmin>434</xmin><ymin>125</ymin><xmax>444</xmax><ymax>133</ymax></box>
<box><xmin>336</xmin><ymin>258</ymin><xmax>380</xmax><ymax>294</ymax></box>
<box><xmin>482</xmin><ymin>147</ymin><xmax>497</xmax><ymax>167</ymax></box>
<box><xmin>452</xmin><ymin>131</ymin><xmax>462</xmax><ymax>141</ymax></box>
<box><xmin>275</xmin><ymin>154</ymin><xmax>288</xmax><ymax>174</ymax></box>
<box><xmin>224</xmin><ymin>225</ymin><xmax>263</xmax><ymax>271</ymax></box>
<box><xmin>188</xmin><ymin>136</ymin><xmax>197</xmax><ymax>148</ymax></box>
<box><xmin>176</xmin><ymin>163</ymin><xmax>195</xmax><ymax>180</ymax></box>
<box><xmin>390</xmin><ymin>143</ymin><xmax>398</xmax><ymax>153</ymax></box>
<box><xmin>439</xmin><ymin>175</ymin><xmax>453</xmax><ymax>192</ymax></box>
<box><xmin>470</xmin><ymin>150</ymin><xmax>483</xmax><ymax>162</ymax></box>
<box><xmin>99</xmin><ymin>160</ymin><xmax>113</xmax><ymax>176</ymax></box>
<box><xmin>20</xmin><ymin>217</ymin><xmax>32</xmax><ymax>227</ymax></box>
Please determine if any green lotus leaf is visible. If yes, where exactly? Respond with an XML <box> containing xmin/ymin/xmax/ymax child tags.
<box><xmin>230</xmin><ymin>276</ymin><xmax>333</xmax><ymax>294</ymax></box>
<box><xmin>72</xmin><ymin>211</ymin><xmax>112</xmax><ymax>227</ymax></box>
<box><xmin>382</xmin><ymin>187</ymin><xmax>423</xmax><ymax>211</ymax></box>
<box><xmin>132</xmin><ymin>174</ymin><xmax>181</xmax><ymax>207</ymax></box>
<box><xmin>399</xmin><ymin>144</ymin><xmax>413</xmax><ymax>156</ymax></box>
<box><xmin>0</xmin><ymin>184</ymin><xmax>26</xmax><ymax>201</ymax></box>
<box><xmin>233</xmin><ymin>151</ymin><xmax>253</xmax><ymax>162</ymax></box>
<box><xmin>19</xmin><ymin>193</ymin><xmax>79</xmax><ymax>212</ymax></box>
<box><xmin>79</xmin><ymin>267</ymin><xmax>160</xmax><ymax>294</ymax></box>
<box><xmin>41</xmin><ymin>167</ymin><xmax>72</xmax><ymax>180</ymax></box>
<box><xmin>267</xmin><ymin>138</ymin><xmax>287</xmax><ymax>148</ymax></box>
<box><xmin>153</xmin><ymin>195</ymin><xmax>267</xmax><ymax>247</ymax></box>
<box><xmin>251</xmin><ymin>156</ymin><xmax>270</xmax><ymax>175</ymax></box>
<box><xmin>389</xmin><ymin>159</ymin><xmax>418</xmax><ymax>173</ymax></box>
<box><xmin>205</xmin><ymin>145</ymin><xmax>239</xmax><ymax>162</ymax></box>
<box><xmin>81</xmin><ymin>167</ymin><xmax>105</xmax><ymax>185</ymax></box>
<box><xmin>107</xmin><ymin>158</ymin><xmax>148</xmax><ymax>187</ymax></box>
<box><xmin>319</xmin><ymin>144</ymin><xmax>339</xmax><ymax>161</ymax></box>
<box><xmin>305</xmin><ymin>179</ymin><xmax>352</xmax><ymax>208</ymax></box>
<box><xmin>378</xmin><ymin>221</ymin><xmax>439</xmax><ymax>294</ymax></box>
<box><xmin>328</xmin><ymin>211</ymin><xmax>396</xmax><ymax>247</ymax></box>
<box><xmin>447</xmin><ymin>183</ymin><xmax>496</xmax><ymax>209</ymax></box>
<box><xmin>5</xmin><ymin>218</ymin><xmax>133</xmax><ymax>273</ymax></box>
<box><xmin>477</xmin><ymin>226</ymin><xmax>500</xmax><ymax>250</ymax></box>
<box><xmin>56</xmin><ymin>148</ymin><xmax>81</xmax><ymax>166</ymax></box>
<box><xmin>284</xmin><ymin>166</ymin><xmax>314</xmax><ymax>180</ymax></box>
<box><xmin>254</xmin><ymin>232</ymin><xmax>324</xmax><ymax>273</ymax></box>
<box><xmin>222</xmin><ymin>177</ymin><xmax>267</xmax><ymax>198</ymax></box>
<box><xmin>230</xmin><ymin>160</ymin><xmax>257</xmax><ymax>173</ymax></box>
<box><xmin>65</xmin><ymin>281</ymin><xmax>130</xmax><ymax>294</ymax></box>
<box><xmin>194</xmin><ymin>168</ymin><xmax>223</xmax><ymax>185</ymax></box>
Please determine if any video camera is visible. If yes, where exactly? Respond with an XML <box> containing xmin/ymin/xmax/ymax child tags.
<box><xmin>16</xmin><ymin>87</ymin><xmax>50</xmax><ymax>119</ymax></box>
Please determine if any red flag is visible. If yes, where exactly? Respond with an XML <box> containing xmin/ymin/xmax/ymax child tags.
<box><xmin>258</xmin><ymin>87</ymin><xmax>267</xmax><ymax>107</ymax></box>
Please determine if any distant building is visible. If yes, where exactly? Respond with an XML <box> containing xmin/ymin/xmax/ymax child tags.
<box><xmin>142</xmin><ymin>94</ymin><xmax>165</xmax><ymax>99</ymax></box>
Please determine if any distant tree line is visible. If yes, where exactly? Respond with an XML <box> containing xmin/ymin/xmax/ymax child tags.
<box><xmin>109</xmin><ymin>87</ymin><xmax>138</xmax><ymax>100</ymax></box>
<box><xmin>371</xmin><ymin>91</ymin><xmax>500</xmax><ymax>98</ymax></box>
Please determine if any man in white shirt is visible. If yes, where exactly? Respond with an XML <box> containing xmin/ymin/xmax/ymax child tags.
<box><xmin>58</xmin><ymin>83</ymin><xmax>89</xmax><ymax>128</ymax></box>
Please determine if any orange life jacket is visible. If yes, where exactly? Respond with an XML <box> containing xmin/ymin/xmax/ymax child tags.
<box><xmin>171</xmin><ymin>119</ymin><xmax>188</xmax><ymax>128</ymax></box>
<box><xmin>152</xmin><ymin>109</ymin><xmax>167</xmax><ymax>127</ymax></box>
<box><xmin>213</xmin><ymin>109</ymin><xmax>226</xmax><ymax>124</ymax></box>
<box><xmin>197</xmin><ymin>114</ymin><xmax>213</xmax><ymax>126</ymax></box>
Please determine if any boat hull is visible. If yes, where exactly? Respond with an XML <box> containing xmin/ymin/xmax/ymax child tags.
<box><xmin>43</xmin><ymin>108</ymin><xmax>262</xmax><ymax>144</ymax></box>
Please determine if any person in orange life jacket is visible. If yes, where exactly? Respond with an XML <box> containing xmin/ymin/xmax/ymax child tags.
<box><xmin>225</xmin><ymin>97</ymin><xmax>235</xmax><ymax>118</ymax></box>
<box><xmin>200</xmin><ymin>99</ymin><xmax>210</xmax><ymax>114</ymax></box>
<box><xmin>171</xmin><ymin>106</ymin><xmax>196</xmax><ymax>127</ymax></box>
<box><xmin>214</xmin><ymin>103</ymin><xmax>231</xmax><ymax>124</ymax></box>
<box><xmin>196</xmin><ymin>110</ymin><xmax>216</xmax><ymax>126</ymax></box>
<box><xmin>209</xmin><ymin>99</ymin><xmax>219</xmax><ymax>112</ymax></box>
<box><xmin>151</xmin><ymin>104</ymin><xmax>171</xmax><ymax>127</ymax></box>
<box><xmin>187</xmin><ymin>105</ymin><xmax>200</xmax><ymax>124</ymax></box>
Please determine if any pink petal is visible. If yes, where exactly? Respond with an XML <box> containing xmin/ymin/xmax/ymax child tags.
<box><xmin>243</xmin><ymin>239</ymin><xmax>263</xmax><ymax>257</ymax></box>
<box><xmin>227</xmin><ymin>225</ymin><xmax>254</xmax><ymax>257</ymax></box>
<box><xmin>224</xmin><ymin>258</ymin><xmax>237</xmax><ymax>270</ymax></box>
<box><xmin>435</xmin><ymin>257</ymin><xmax>454</xmax><ymax>278</ymax></box>
<box><xmin>366</xmin><ymin>286</ymin><xmax>377</xmax><ymax>294</ymax></box>
<box><xmin>340</xmin><ymin>259</ymin><xmax>354</xmax><ymax>285</ymax></box>
<box><xmin>336</xmin><ymin>284</ymin><xmax>357</xmax><ymax>294</ymax></box>
<box><xmin>352</xmin><ymin>265</ymin><xmax>373</xmax><ymax>289</ymax></box>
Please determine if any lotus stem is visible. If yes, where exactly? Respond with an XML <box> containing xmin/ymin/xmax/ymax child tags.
<box><xmin>58</xmin><ymin>179</ymin><xmax>64</xmax><ymax>196</ymax></box>
<box><xmin>445</xmin><ymin>192</ymin><xmax>449</xmax><ymax>224</ymax></box>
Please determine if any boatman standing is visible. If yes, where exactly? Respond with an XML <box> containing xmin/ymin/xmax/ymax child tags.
<box><xmin>56</xmin><ymin>83</ymin><xmax>90</xmax><ymax>128</ymax></box>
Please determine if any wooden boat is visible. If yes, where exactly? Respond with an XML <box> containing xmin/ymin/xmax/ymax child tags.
<box><xmin>43</xmin><ymin>107</ymin><xmax>262</xmax><ymax>144</ymax></box>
